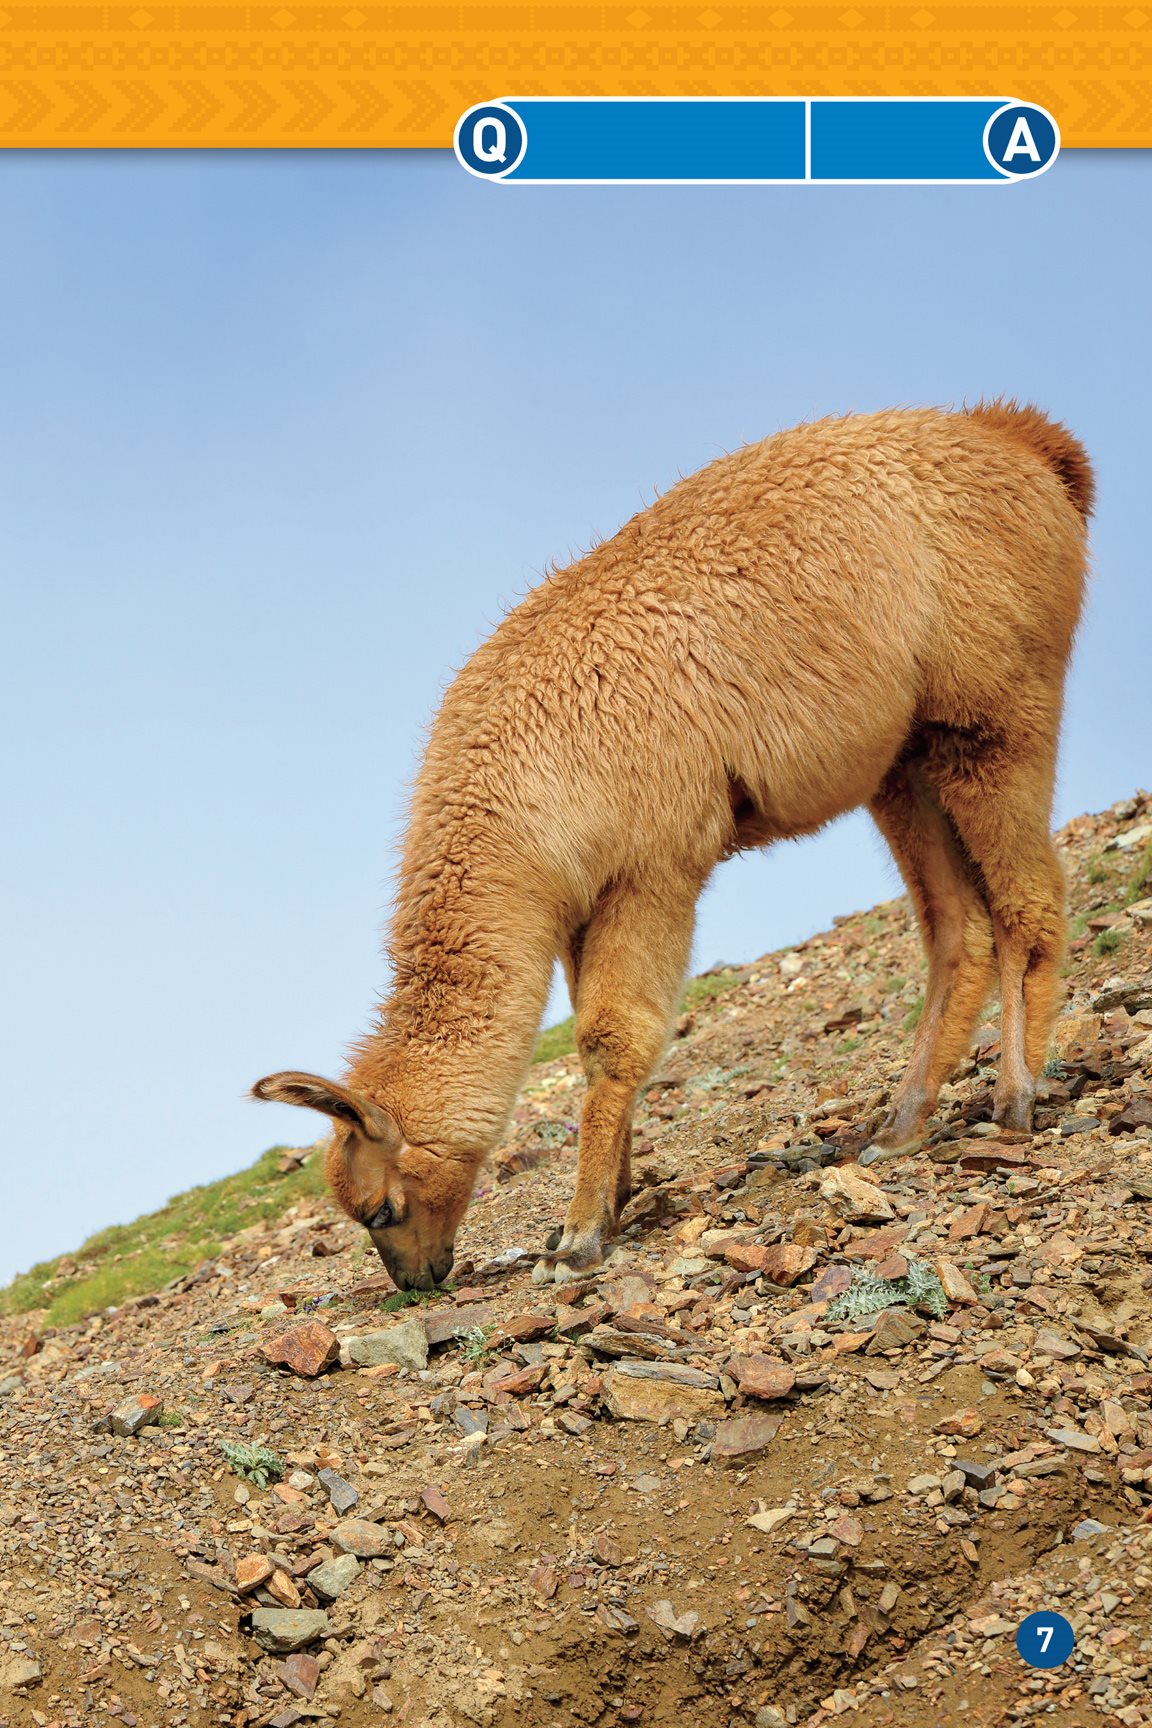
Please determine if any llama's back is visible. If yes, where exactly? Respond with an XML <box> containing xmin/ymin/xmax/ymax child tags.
<box><xmin>421</xmin><ymin>406</ymin><xmax>1090</xmax><ymax>899</ymax></box>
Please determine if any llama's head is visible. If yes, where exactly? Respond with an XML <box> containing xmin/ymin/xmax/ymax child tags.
<box><xmin>251</xmin><ymin>1071</ymin><xmax>476</xmax><ymax>1290</ymax></box>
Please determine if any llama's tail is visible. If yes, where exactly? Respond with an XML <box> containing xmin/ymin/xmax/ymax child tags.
<box><xmin>964</xmin><ymin>399</ymin><xmax>1095</xmax><ymax>521</ymax></box>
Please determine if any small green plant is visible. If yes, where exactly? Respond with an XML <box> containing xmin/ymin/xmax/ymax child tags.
<box><xmin>219</xmin><ymin>1439</ymin><xmax>284</xmax><ymax>1489</ymax></box>
<box><xmin>836</xmin><ymin>1035</ymin><xmax>862</xmax><ymax>1055</ymax></box>
<box><xmin>459</xmin><ymin>1324</ymin><xmax>496</xmax><ymax>1368</ymax></box>
<box><xmin>1124</xmin><ymin>841</ymin><xmax>1152</xmax><ymax>903</ymax></box>
<box><xmin>377</xmin><ymin>1286</ymin><xmax>446</xmax><ymax>1314</ymax></box>
<box><xmin>682</xmin><ymin>971</ymin><xmax>742</xmax><ymax>1009</ymax></box>
<box><xmin>902</xmin><ymin>996</ymin><xmax>925</xmax><ymax>1033</ymax></box>
<box><xmin>825</xmin><ymin>1258</ymin><xmax>950</xmax><ymax>1324</ymax></box>
<box><xmin>156</xmin><ymin>1410</ymin><xmax>184</xmax><ymax>1428</ymax></box>
<box><xmin>1094</xmin><ymin>927</ymin><xmax>1124</xmax><ymax>957</ymax></box>
<box><xmin>537</xmin><ymin>1120</ymin><xmax>577</xmax><ymax>1146</ymax></box>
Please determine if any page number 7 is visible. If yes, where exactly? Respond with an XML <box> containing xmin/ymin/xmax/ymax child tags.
<box><xmin>1017</xmin><ymin>1609</ymin><xmax>1073</xmax><ymax>1667</ymax></box>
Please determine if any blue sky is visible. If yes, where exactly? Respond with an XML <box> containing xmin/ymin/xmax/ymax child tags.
<box><xmin>1</xmin><ymin>148</ymin><xmax>1148</xmax><ymax>1284</ymax></box>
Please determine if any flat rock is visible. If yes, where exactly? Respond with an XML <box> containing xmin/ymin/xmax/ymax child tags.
<box><xmin>1046</xmin><ymin>1427</ymin><xmax>1100</xmax><ymax>1453</ymax></box>
<box><xmin>308</xmin><ymin>1553</ymin><xmax>361</xmax><ymax>1602</ymax></box>
<box><xmin>267</xmin><ymin>1568</ymin><xmax>301</xmax><ymax>1608</ymax></box>
<box><xmin>1034</xmin><ymin>1330</ymin><xmax>1080</xmax><ymax>1360</ymax></box>
<box><xmin>248</xmin><ymin>1609</ymin><xmax>329</xmax><ymax>1653</ymax></box>
<box><xmin>819</xmin><ymin>1165</ymin><xmax>894</xmax><ymax>1222</ymax></box>
<box><xmin>712</xmin><ymin>1410</ymin><xmax>784</xmax><ymax>1465</ymax></box>
<box><xmin>587</xmin><ymin>1324</ymin><xmax>682</xmax><ymax>1361</ymax></box>
<box><xmin>317</xmin><ymin>1467</ymin><xmax>358</xmax><ymax>1513</ymax></box>
<box><xmin>934</xmin><ymin>1407</ymin><xmax>984</xmax><ymax>1438</ymax></box>
<box><xmin>934</xmin><ymin>1258</ymin><xmax>979</xmax><ymax>1304</ymax></box>
<box><xmin>746</xmin><ymin>1506</ymin><xmax>795</xmax><ymax>1535</ymax></box>
<box><xmin>554</xmin><ymin>1302</ymin><xmax>609</xmax><ymax>1337</ymax></box>
<box><xmin>331</xmin><ymin>1516</ymin><xmax>394</xmax><ymax>1557</ymax></box>
<box><xmin>261</xmin><ymin>1322</ymin><xmax>340</xmax><ymax>1378</ymax></box>
<box><xmin>760</xmin><ymin>1243</ymin><xmax>818</xmax><ymax>1286</ymax></box>
<box><xmin>603</xmin><ymin>1364</ymin><xmax>723</xmax><ymax>1424</ymax></box>
<box><xmin>956</xmin><ymin>1146</ymin><xmax>1031</xmax><ymax>1173</ymax></box>
<box><xmin>482</xmin><ymin>1361</ymin><xmax>547</xmax><ymax>1396</ymax></box>
<box><xmin>723</xmin><ymin>1242</ymin><xmax>771</xmax><ymax>1274</ymax></box>
<box><xmin>345</xmin><ymin>1318</ymin><xmax>429</xmax><ymax>1373</ymax></box>
<box><xmin>647</xmin><ymin>1598</ymin><xmax>701</xmax><ymax>1640</ymax></box>
<box><xmin>0</xmin><ymin>1654</ymin><xmax>42</xmax><ymax>1690</ymax></box>
<box><xmin>236</xmin><ymin>1554</ymin><xmax>275</xmax><ymax>1593</ymax></box>
<box><xmin>811</xmin><ymin>1264</ymin><xmax>853</xmax><ymax>1301</ymax></box>
<box><xmin>283</xmin><ymin>1652</ymin><xmax>321</xmax><ymax>1699</ymax></box>
<box><xmin>109</xmin><ymin>1393</ymin><xmax>163</xmax><ymax>1436</ymax></box>
<box><xmin>954</xmin><ymin>1457</ymin><xmax>998</xmax><ymax>1488</ymax></box>
<box><xmin>608</xmin><ymin>1358</ymin><xmax>718</xmax><ymax>1386</ymax></box>
<box><xmin>421</xmin><ymin>1484</ymin><xmax>451</xmax><ymax>1522</ymax></box>
<box><xmin>424</xmin><ymin>1304</ymin><xmax>494</xmax><ymax>1348</ymax></box>
<box><xmin>866</xmin><ymin>1309</ymin><xmax>925</xmax><ymax>1352</ymax></box>
<box><xmin>729</xmin><ymin>1355</ymin><xmax>795</xmax><ymax>1400</ymax></box>
<box><xmin>492</xmin><ymin>1310</ymin><xmax>552</xmax><ymax>1344</ymax></box>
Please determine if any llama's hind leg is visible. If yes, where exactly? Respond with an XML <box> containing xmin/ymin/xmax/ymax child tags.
<box><xmin>534</xmin><ymin>875</ymin><xmax>696</xmax><ymax>1283</ymax></box>
<box><xmin>926</xmin><ymin>744</ymin><xmax>1066</xmax><ymax>1130</ymax></box>
<box><xmin>860</xmin><ymin>765</ymin><xmax>996</xmax><ymax>1165</ymax></box>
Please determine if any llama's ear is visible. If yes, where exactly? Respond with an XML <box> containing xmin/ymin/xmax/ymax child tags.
<box><xmin>251</xmin><ymin>1071</ymin><xmax>397</xmax><ymax>1144</ymax></box>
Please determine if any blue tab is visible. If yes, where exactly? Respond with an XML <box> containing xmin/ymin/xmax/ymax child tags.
<box><xmin>454</xmin><ymin>96</ymin><xmax>1060</xmax><ymax>185</ymax></box>
<box><xmin>503</xmin><ymin>99</ymin><xmax>807</xmax><ymax>183</ymax></box>
<box><xmin>811</xmin><ymin>100</ymin><xmax>1009</xmax><ymax>182</ymax></box>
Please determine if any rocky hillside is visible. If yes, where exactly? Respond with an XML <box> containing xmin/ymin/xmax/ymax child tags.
<box><xmin>3</xmin><ymin>792</ymin><xmax>1152</xmax><ymax>1728</ymax></box>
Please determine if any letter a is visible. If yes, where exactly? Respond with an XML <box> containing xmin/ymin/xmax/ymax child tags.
<box><xmin>1003</xmin><ymin>117</ymin><xmax>1041</xmax><ymax>163</ymax></box>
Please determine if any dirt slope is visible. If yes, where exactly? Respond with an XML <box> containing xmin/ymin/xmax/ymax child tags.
<box><xmin>3</xmin><ymin>792</ymin><xmax>1152</xmax><ymax>1728</ymax></box>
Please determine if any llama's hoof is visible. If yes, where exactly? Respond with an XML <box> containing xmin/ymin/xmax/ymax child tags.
<box><xmin>858</xmin><ymin>1137</ymin><xmax>920</xmax><ymax>1168</ymax></box>
<box><xmin>532</xmin><ymin>1255</ymin><xmax>583</xmax><ymax>1286</ymax></box>
<box><xmin>992</xmin><ymin>1093</ymin><xmax>1035</xmax><ymax>1132</ymax></box>
<box><xmin>531</xmin><ymin>1226</ymin><xmax>607</xmax><ymax>1284</ymax></box>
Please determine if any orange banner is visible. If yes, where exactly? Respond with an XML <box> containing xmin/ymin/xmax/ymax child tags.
<box><xmin>0</xmin><ymin>4</ymin><xmax>1149</xmax><ymax>150</ymax></box>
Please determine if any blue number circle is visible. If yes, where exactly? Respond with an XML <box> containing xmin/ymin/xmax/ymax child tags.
<box><xmin>454</xmin><ymin>102</ymin><xmax>528</xmax><ymax>180</ymax></box>
<box><xmin>984</xmin><ymin>103</ymin><xmax>1060</xmax><ymax>179</ymax></box>
<box><xmin>1016</xmin><ymin>1611</ymin><xmax>1075</xmax><ymax>1669</ymax></box>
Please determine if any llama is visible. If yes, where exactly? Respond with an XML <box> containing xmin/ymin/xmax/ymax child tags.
<box><xmin>254</xmin><ymin>403</ymin><xmax>1092</xmax><ymax>1290</ymax></box>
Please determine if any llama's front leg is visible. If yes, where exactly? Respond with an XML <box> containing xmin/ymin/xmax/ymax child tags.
<box><xmin>535</xmin><ymin>1080</ymin><xmax>636</xmax><ymax>1282</ymax></box>
<box><xmin>534</xmin><ymin>875</ymin><xmax>697</xmax><ymax>1285</ymax></box>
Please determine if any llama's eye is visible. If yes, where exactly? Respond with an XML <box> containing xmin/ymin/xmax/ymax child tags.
<box><xmin>367</xmin><ymin>1201</ymin><xmax>394</xmax><ymax>1230</ymax></box>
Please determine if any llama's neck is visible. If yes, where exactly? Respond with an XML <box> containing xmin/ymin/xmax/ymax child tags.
<box><xmin>350</xmin><ymin>809</ymin><xmax>558</xmax><ymax>1153</ymax></box>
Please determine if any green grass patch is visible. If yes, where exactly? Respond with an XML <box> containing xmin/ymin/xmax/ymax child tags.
<box><xmin>0</xmin><ymin>1145</ymin><xmax>328</xmax><ymax>1328</ymax></box>
<box><xmin>533</xmin><ymin>1015</ymin><xmax>576</xmax><ymax>1063</ymax></box>
<box><xmin>1124</xmin><ymin>841</ymin><xmax>1152</xmax><ymax>904</ymax></box>
<box><xmin>902</xmin><ymin>996</ymin><xmax>925</xmax><ymax>1033</ymax></box>
<box><xmin>1094</xmin><ymin>927</ymin><xmax>1125</xmax><ymax>957</ymax></box>
<box><xmin>681</xmin><ymin>971</ymin><xmax>742</xmax><ymax>1009</ymax></box>
<box><xmin>376</xmin><ymin>1286</ymin><xmax>446</xmax><ymax>1314</ymax></box>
